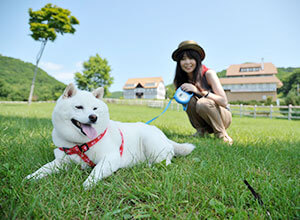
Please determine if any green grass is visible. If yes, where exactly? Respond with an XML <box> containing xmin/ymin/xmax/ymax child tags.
<box><xmin>0</xmin><ymin>103</ymin><xmax>299</xmax><ymax>219</ymax></box>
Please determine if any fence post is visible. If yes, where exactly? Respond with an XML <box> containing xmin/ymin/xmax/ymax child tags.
<box><xmin>240</xmin><ymin>104</ymin><xmax>243</xmax><ymax>117</ymax></box>
<box><xmin>270</xmin><ymin>104</ymin><xmax>273</xmax><ymax>119</ymax></box>
<box><xmin>254</xmin><ymin>105</ymin><xmax>257</xmax><ymax>118</ymax></box>
<box><xmin>288</xmin><ymin>104</ymin><xmax>292</xmax><ymax>120</ymax></box>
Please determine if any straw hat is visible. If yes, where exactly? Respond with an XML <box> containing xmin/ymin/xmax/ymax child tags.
<box><xmin>172</xmin><ymin>40</ymin><xmax>205</xmax><ymax>61</ymax></box>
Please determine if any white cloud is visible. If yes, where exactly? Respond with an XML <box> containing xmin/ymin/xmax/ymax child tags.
<box><xmin>51</xmin><ymin>72</ymin><xmax>75</xmax><ymax>84</ymax></box>
<box><xmin>38</xmin><ymin>61</ymin><xmax>76</xmax><ymax>84</ymax></box>
<box><xmin>40</xmin><ymin>61</ymin><xmax>63</xmax><ymax>71</ymax></box>
<box><xmin>39</xmin><ymin>61</ymin><xmax>84</xmax><ymax>85</ymax></box>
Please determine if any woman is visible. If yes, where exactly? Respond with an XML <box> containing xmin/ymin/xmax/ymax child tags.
<box><xmin>172</xmin><ymin>40</ymin><xmax>233</xmax><ymax>144</ymax></box>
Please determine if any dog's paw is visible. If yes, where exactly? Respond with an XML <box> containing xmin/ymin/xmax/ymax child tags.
<box><xmin>83</xmin><ymin>179</ymin><xmax>95</xmax><ymax>190</ymax></box>
<box><xmin>25</xmin><ymin>171</ymin><xmax>45</xmax><ymax>180</ymax></box>
<box><xmin>166</xmin><ymin>157</ymin><xmax>172</xmax><ymax>166</ymax></box>
<box><xmin>25</xmin><ymin>173</ymin><xmax>36</xmax><ymax>180</ymax></box>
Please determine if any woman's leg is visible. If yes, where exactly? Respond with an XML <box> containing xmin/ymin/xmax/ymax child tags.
<box><xmin>190</xmin><ymin>97</ymin><xmax>233</xmax><ymax>143</ymax></box>
<box><xmin>186</xmin><ymin>96</ymin><xmax>213</xmax><ymax>136</ymax></box>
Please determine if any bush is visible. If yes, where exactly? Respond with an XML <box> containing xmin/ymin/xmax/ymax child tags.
<box><xmin>284</xmin><ymin>91</ymin><xmax>300</xmax><ymax>106</ymax></box>
<box><xmin>230</xmin><ymin>100</ymin><xmax>263</xmax><ymax>105</ymax></box>
<box><xmin>229</xmin><ymin>98</ymin><xmax>277</xmax><ymax>106</ymax></box>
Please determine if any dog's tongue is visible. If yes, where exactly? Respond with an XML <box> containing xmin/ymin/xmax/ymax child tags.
<box><xmin>82</xmin><ymin>124</ymin><xmax>98</xmax><ymax>140</ymax></box>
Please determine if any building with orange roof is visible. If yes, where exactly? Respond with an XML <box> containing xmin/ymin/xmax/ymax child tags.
<box><xmin>219</xmin><ymin>60</ymin><xmax>283</xmax><ymax>102</ymax></box>
<box><xmin>123</xmin><ymin>77</ymin><xmax>166</xmax><ymax>99</ymax></box>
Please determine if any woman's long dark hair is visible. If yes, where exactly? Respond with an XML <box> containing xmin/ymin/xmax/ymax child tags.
<box><xmin>173</xmin><ymin>49</ymin><xmax>203</xmax><ymax>91</ymax></box>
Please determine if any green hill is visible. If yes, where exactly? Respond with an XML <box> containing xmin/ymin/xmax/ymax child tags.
<box><xmin>277</xmin><ymin>67</ymin><xmax>300</xmax><ymax>97</ymax></box>
<box><xmin>0</xmin><ymin>54</ymin><xmax>66</xmax><ymax>101</ymax></box>
<box><xmin>277</xmin><ymin>67</ymin><xmax>300</xmax><ymax>81</ymax></box>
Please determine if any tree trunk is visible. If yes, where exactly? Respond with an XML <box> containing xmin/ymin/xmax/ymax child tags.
<box><xmin>28</xmin><ymin>40</ymin><xmax>47</xmax><ymax>104</ymax></box>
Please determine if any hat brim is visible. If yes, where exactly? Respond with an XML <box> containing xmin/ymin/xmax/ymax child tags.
<box><xmin>172</xmin><ymin>44</ymin><xmax>205</xmax><ymax>61</ymax></box>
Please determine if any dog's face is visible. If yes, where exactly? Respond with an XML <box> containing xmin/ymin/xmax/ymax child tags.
<box><xmin>52</xmin><ymin>84</ymin><xmax>109</xmax><ymax>144</ymax></box>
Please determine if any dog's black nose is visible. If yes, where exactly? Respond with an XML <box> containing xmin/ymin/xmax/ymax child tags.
<box><xmin>89</xmin><ymin>114</ymin><xmax>97</xmax><ymax>123</ymax></box>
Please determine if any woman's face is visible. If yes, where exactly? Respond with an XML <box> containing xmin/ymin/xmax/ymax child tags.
<box><xmin>180</xmin><ymin>53</ymin><xmax>196</xmax><ymax>74</ymax></box>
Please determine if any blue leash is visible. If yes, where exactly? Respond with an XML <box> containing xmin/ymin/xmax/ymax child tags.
<box><xmin>145</xmin><ymin>99</ymin><xmax>174</xmax><ymax>124</ymax></box>
<box><xmin>145</xmin><ymin>88</ymin><xmax>193</xmax><ymax>124</ymax></box>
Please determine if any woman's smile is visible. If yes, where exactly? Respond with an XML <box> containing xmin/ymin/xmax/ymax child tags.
<box><xmin>180</xmin><ymin>53</ymin><xmax>196</xmax><ymax>74</ymax></box>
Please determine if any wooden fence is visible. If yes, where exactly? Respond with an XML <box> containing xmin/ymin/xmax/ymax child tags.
<box><xmin>104</xmin><ymin>98</ymin><xmax>300</xmax><ymax>120</ymax></box>
<box><xmin>229</xmin><ymin>104</ymin><xmax>300</xmax><ymax>120</ymax></box>
<box><xmin>1</xmin><ymin>99</ymin><xmax>299</xmax><ymax>120</ymax></box>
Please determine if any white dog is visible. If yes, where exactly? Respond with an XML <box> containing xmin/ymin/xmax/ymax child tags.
<box><xmin>26</xmin><ymin>84</ymin><xmax>195</xmax><ymax>189</ymax></box>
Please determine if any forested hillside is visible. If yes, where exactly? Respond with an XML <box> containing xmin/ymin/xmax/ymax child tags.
<box><xmin>277</xmin><ymin>67</ymin><xmax>300</xmax><ymax>79</ymax></box>
<box><xmin>0</xmin><ymin>54</ymin><xmax>65</xmax><ymax>101</ymax></box>
<box><xmin>1</xmin><ymin>54</ymin><xmax>298</xmax><ymax>102</ymax></box>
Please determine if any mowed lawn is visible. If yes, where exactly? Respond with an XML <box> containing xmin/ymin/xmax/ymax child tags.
<box><xmin>0</xmin><ymin>102</ymin><xmax>299</xmax><ymax>219</ymax></box>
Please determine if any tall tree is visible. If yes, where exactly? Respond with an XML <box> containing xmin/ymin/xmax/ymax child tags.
<box><xmin>28</xmin><ymin>3</ymin><xmax>79</xmax><ymax>104</ymax></box>
<box><xmin>75</xmin><ymin>54</ymin><xmax>114</xmax><ymax>95</ymax></box>
<box><xmin>278</xmin><ymin>70</ymin><xmax>300</xmax><ymax>96</ymax></box>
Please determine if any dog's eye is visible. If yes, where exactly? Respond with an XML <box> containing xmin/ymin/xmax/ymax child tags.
<box><xmin>75</xmin><ymin>105</ymin><xmax>84</xmax><ymax>109</ymax></box>
<box><xmin>93</xmin><ymin>107</ymin><xmax>98</xmax><ymax>110</ymax></box>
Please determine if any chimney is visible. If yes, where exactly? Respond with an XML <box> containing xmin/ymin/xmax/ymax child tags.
<box><xmin>261</xmin><ymin>58</ymin><xmax>264</xmax><ymax>71</ymax></box>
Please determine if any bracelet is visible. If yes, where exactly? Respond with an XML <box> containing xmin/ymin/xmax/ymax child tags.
<box><xmin>204</xmin><ymin>91</ymin><xmax>209</xmax><ymax>98</ymax></box>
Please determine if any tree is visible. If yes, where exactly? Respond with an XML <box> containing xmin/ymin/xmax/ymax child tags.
<box><xmin>278</xmin><ymin>70</ymin><xmax>300</xmax><ymax>96</ymax></box>
<box><xmin>0</xmin><ymin>79</ymin><xmax>9</xmax><ymax>99</ymax></box>
<box><xmin>280</xmin><ymin>70</ymin><xmax>300</xmax><ymax>110</ymax></box>
<box><xmin>217</xmin><ymin>69</ymin><xmax>227</xmax><ymax>78</ymax></box>
<box><xmin>285</xmin><ymin>91</ymin><xmax>300</xmax><ymax>105</ymax></box>
<box><xmin>74</xmin><ymin>54</ymin><xmax>114</xmax><ymax>95</ymax></box>
<box><xmin>28</xmin><ymin>3</ymin><xmax>79</xmax><ymax>104</ymax></box>
<box><xmin>165</xmin><ymin>84</ymin><xmax>175</xmax><ymax>99</ymax></box>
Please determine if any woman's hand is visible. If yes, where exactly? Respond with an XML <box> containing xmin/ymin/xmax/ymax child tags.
<box><xmin>181</xmin><ymin>83</ymin><xmax>208</xmax><ymax>96</ymax></box>
<box><xmin>181</xmin><ymin>83</ymin><xmax>198</xmax><ymax>94</ymax></box>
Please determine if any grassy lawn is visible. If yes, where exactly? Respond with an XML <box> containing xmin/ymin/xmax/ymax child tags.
<box><xmin>0</xmin><ymin>102</ymin><xmax>299</xmax><ymax>219</ymax></box>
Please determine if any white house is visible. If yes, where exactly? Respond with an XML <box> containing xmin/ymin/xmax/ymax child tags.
<box><xmin>123</xmin><ymin>77</ymin><xmax>166</xmax><ymax>99</ymax></box>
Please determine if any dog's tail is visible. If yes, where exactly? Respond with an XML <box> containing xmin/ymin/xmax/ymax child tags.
<box><xmin>168</xmin><ymin>140</ymin><xmax>195</xmax><ymax>156</ymax></box>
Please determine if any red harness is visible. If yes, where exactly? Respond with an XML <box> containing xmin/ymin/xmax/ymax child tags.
<box><xmin>59</xmin><ymin>128</ymin><xmax>124</xmax><ymax>168</ymax></box>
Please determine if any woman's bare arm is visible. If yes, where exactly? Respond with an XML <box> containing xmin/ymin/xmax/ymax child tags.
<box><xmin>205</xmin><ymin>69</ymin><xmax>228</xmax><ymax>107</ymax></box>
<box><xmin>180</xmin><ymin>69</ymin><xmax>228</xmax><ymax>107</ymax></box>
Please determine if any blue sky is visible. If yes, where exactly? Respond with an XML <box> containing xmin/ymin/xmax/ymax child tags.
<box><xmin>0</xmin><ymin>0</ymin><xmax>299</xmax><ymax>92</ymax></box>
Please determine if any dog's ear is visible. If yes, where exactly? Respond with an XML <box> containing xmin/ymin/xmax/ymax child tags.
<box><xmin>92</xmin><ymin>87</ymin><xmax>104</xmax><ymax>99</ymax></box>
<box><xmin>62</xmin><ymin>83</ymin><xmax>77</xmax><ymax>99</ymax></box>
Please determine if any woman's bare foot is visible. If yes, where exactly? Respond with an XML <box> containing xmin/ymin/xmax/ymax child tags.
<box><xmin>215</xmin><ymin>132</ymin><xmax>233</xmax><ymax>145</ymax></box>
<box><xmin>223</xmin><ymin>134</ymin><xmax>233</xmax><ymax>145</ymax></box>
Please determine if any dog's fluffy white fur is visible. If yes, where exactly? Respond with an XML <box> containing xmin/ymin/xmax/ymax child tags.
<box><xmin>26</xmin><ymin>84</ymin><xmax>195</xmax><ymax>189</ymax></box>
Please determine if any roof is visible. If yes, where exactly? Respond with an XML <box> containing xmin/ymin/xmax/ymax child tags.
<box><xmin>123</xmin><ymin>77</ymin><xmax>164</xmax><ymax>90</ymax></box>
<box><xmin>226</xmin><ymin>62</ymin><xmax>278</xmax><ymax>76</ymax></box>
<box><xmin>220</xmin><ymin>76</ymin><xmax>283</xmax><ymax>88</ymax></box>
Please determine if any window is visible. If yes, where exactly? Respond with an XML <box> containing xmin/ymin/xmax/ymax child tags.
<box><xmin>239</xmin><ymin>67</ymin><xmax>261</xmax><ymax>72</ymax></box>
<box><xmin>145</xmin><ymin>82</ymin><xmax>156</xmax><ymax>87</ymax></box>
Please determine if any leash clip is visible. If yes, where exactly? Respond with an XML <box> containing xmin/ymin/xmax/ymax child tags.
<box><xmin>78</xmin><ymin>143</ymin><xmax>89</xmax><ymax>152</ymax></box>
